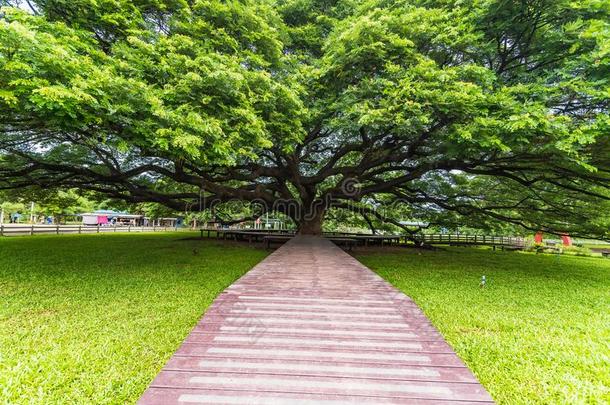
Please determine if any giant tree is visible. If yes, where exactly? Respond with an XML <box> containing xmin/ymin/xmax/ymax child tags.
<box><xmin>1</xmin><ymin>0</ymin><xmax>609</xmax><ymax>237</ymax></box>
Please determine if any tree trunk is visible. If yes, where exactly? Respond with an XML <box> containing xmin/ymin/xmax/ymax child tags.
<box><xmin>297</xmin><ymin>209</ymin><xmax>325</xmax><ymax>235</ymax></box>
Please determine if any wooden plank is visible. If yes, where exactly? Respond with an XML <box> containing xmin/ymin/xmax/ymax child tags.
<box><xmin>139</xmin><ymin>236</ymin><xmax>494</xmax><ymax>404</ymax></box>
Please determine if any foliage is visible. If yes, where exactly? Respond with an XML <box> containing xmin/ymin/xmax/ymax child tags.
<box><xmin>0</xmin><ymin>189</ymin><xmax>22</xmax><ymax>212</ymax></box>
<box><xmin>0</xmin><ymin>0</ymin><xmax>608</xmax><ymax>236</ymax></box>
<box><xmin>358</xmin><ymin>247</ymin><xmax>610</xmax><ymax>404</ymax></box>
<box><xmin>0</xmin><ymin>232</ymin><xmax>267</xmax><ymax>403</ymax></box>
<box><xmin>0</xmin><ymin>188</ymin><xmax>98</xmax><ymax>221</ymax></box>
<box><xmin>32</xmin><ymin>189</ymin><xmax>96</xmax><ymax>218</ymax></box>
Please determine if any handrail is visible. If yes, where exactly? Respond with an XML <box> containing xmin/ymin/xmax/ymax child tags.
<box><xmin>416</xmin><ymin>234</ymin><xmax>525</xmax><ymax>247</ymax></box>
<box><xmin>195</xmin><ymin>228</ymin><xmax>525</xmax><ymax>247</ymax></box>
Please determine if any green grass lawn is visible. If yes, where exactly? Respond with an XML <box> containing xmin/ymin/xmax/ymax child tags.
<box><xmin>357</xmin><ymin>247</ymin><xmax>610</xmax><ymax>404</ymax></box>
<box><xmin>0</xmin><ymin>233</ymin><xmax>267</xmax><ymax>404</ymax></box>
<box><xmin>2</xmin><ymin>234</ymin><xmax>609</xmax><ymax>404</ymax></box>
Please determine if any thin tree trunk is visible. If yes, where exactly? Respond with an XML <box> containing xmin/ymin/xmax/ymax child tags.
<box><xmin>362</xmin><ymin>213</ymin><xmax>377</xmax><ymax>234</ymax></box>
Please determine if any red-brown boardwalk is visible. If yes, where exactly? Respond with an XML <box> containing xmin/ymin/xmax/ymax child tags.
<box><xmin>139</xmin><ymin>236</ymin><xmax>493</xmax><ymax>404</ymax></box>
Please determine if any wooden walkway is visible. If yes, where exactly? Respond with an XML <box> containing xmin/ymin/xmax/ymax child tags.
<box><xmin>139</xmin><ymin>236</ymin><xmax>493</xmax><ymax>404</ymax></box>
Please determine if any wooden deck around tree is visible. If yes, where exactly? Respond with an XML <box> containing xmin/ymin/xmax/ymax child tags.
<box><xmin>139</xmin><ymin>236</ymin><xmax>493</xmax><ymax>404</ymax></box>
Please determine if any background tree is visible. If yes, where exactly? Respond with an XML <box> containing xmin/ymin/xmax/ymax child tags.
<box><xmin>0</xmin><ymin>187</ymin><xmax>98</xmax><ymax>222</ymax></box>
<box><xmin>0</xmin><ymin>0</ymin><xmax>608</xmax><ymax>237</ymax></box>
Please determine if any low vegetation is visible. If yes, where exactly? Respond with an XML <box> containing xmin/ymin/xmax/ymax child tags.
<box><xmin>0</xmin><ymin>233</ymin><xmax>267</xmax><ymax>403</ymax></box>
<box><xmin>357</xmin><ymin>247</ymin><xmax>610</xmax><ymax>404</ymax></box>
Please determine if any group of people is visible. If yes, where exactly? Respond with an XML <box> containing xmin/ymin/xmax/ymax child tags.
<box><xmin>8</xmin><ymin>214</ymin><xmax>54</xmax><ymax>224</ymax></box>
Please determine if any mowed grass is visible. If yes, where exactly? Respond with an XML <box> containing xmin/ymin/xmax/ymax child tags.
<box><xmin>357</xmin><ymin>247</ymin><xmax>610</xmax><ymax>404</ymax></box>
<box><xmin>0</xmin><ymin>233</ymin><xmax>267</xmax><ymax>404</ymax></box>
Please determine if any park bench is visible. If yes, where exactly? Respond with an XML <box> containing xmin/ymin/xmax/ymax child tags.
<box><xmin>263</xmin><ymin>235</ymin><xmax>293</xmax><ymax>249</ymax></box>
<box><xmin>356</xmin><ymin>235</ymin><xmax>400</xmax><ymax>247</ymax></box>
<box><xmin>263</xmin><ymin>235</ymin><xmax>357</xmax><ymax>251</ymax></box>
<box><xmin>324</xmin><ymin>232</ymin><xmax>402</xmax><ymax>247</ymax></box>
<box><xmin>326</xmin><ymin>237</ymin><xmax>357</xmax><ymax>251</ymax></box>
<box><xmin>590</xmin><ymin>248</ymin><xmax>610</xmax><ymax>258</ymax></box>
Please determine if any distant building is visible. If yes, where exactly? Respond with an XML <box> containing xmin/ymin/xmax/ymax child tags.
<box><xmin>81</xmin><ymin>210</ymin><xmax>144</xmax><ymax>226</ymax></box>
<box><xmin>81</xmin><ymin>211</ymin><xmax>182</xmax><ymax>227</ymax></box>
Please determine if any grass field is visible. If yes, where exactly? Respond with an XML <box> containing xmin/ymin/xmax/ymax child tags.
<box><xmin>357</xmin><ymin>247</ymin><xmax>610</xmax><ymax>404</ymax></box>
<box><xmin>2</xmin><ymin>234</ymin><xmax>609</xmax><ymax>404</ymax></box>
<box><xmin>0</xmin><ymin>233</ymin><xmax>267</xmax><ymax>404</ymax></box>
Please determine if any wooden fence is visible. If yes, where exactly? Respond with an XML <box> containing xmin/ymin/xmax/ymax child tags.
<box><xmin>0</xmin><ymin>224</ymin><xmax>182</xmax><ymax>237</ymax></box>
<box><xmin>1</xmin><ymin>225</ymin><xmax>526</xmax><ymax>249</ymax></box>
<box><xmin>416</xmin><ymin>234</ymin><xmax>525</xmax><ymax>248</ymax></box>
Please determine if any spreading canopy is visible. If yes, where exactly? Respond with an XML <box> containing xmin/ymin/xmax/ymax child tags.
<box><xmin>1</xmin><ymin>0</ymin><xmax>609</xmax><ymax>236</ymax></box>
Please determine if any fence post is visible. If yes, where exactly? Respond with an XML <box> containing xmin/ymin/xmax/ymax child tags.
<box><xmin>97</xmin><ymin>224</ymin><xmax>100</xmax><ymax>233</ymax></box>
<box><xmin>56</xmin><ymin>225</ymin><xmax>60</xmax><ymax>235</ymax></box>
<box><xmin>128</xmin><ymin>225</ymin><xmax>131</xmax><ymax>232</ymax></box>
<box><xmin>0</xmin><ymin>224</ymin><xmax>3</xmax><ymax>237</ymax></box>
<box><xmin>79</xmin><ymin>226</ymin><xmax>82</xmax><ymax>234</ymax></box>
<box><xmin>30</xmin><ymin>224</ymin><xmax>34</xmax><ymax>236</ymax></box>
